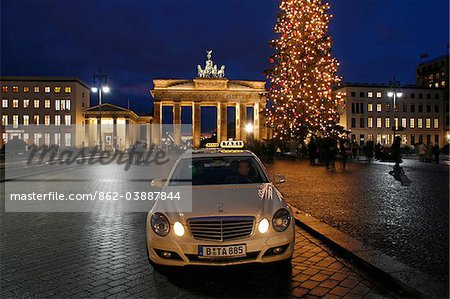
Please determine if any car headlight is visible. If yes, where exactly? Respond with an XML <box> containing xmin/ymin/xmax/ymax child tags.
<box><xmin>151</xmin><ymin>212</ymin><xmax>170</xmax><ymax>236</ymax></box>
<box><xmin>272</xmin><ymin>208</ymin><xmax>291</xmax><ymax>232</ymax></box>
<box><xmin>173</xmin><ymin>221</ymin><xmax>185</xmax><ymax>237</ymax></box>
<box><xmin>258</xmin><ymin>218</ymin><xmax>269</xmax><ymax>233</ymax></box>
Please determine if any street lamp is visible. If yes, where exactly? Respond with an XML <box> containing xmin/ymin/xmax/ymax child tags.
<box><xmin>387</xmin><ymin>91</ymin><xmax>403</xmax><ymax>144</ymax></box>
<box><xmin>245</xmin><ymin>123</ymin><xmax>254</xmax><ymax>134</ymax></box>
<box><xmin>91</xmin><ymin>72</ymin><xmax>110</xmax><ymax>151</ymax></box>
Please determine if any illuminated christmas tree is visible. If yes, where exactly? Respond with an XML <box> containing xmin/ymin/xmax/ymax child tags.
<box><xmin>264</xmin><ymin>0</ymin><xmax>342</xmax><ymax>141</ymax></box>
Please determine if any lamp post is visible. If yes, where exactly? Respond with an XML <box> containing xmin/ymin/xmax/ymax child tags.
<box><xmin>387</xmin><ymin>91</ymin><xmax>403</xmax><ymax>144</ymax></box>
<box><xmin>91</xmin><ymin>72</ymin><xmax>110</xmax><ymax>152</ymax></box>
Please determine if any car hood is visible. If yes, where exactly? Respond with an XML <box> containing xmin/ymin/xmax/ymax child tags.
<box><xmin>155</xmin><ymin>183</ymin><xmax>288</xmax><ymax>223</ymax></box>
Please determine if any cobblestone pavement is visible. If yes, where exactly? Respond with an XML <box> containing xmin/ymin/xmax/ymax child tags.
<box><xmin>265</xmin><ymin>157</ymin><xmax>449</xmax><ymax>283</ymax></box>
<box><xmin>1</xmin><ymin>162</ymin><xmax>400</xmax><ymax>298</ymax></box>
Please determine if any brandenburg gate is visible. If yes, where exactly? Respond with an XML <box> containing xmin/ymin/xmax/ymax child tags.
<box><xmin>150</xmin><ymin>50</ymin><xmax>268</xmax><ymax>148</ymax></box>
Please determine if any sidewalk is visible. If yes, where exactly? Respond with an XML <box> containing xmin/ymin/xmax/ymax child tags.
<box><xmin>265</xmin><ymin>158</ymin><xmax>449</xmax><ymax>283</ymax></box>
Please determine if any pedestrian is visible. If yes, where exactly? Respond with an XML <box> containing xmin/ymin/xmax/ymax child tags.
<box><xmin>340</xmin><ymin>139</ymin><xmax>349</xmax><ymax>171</ymax></box>
<box><xmin>433</xmin><ymin>143</ymin><xmax>440</xmax><ymax>164</ymax></box>
<box><xmin>426</xmin><ymin>143</ymin><xmax>433</xmax><ymax>163</ymax></box>
<box><xmin>308</xmin><ymin>139</ymin><xmax>316</xmax><ymax>165</ymax></box>
<box><xmin>392</xmin><ymin>136</ymin><xmax>402</xmax><ymax>169</ymax></box>
<box><xmin>418</xmin><ymin>143</ymin><xmax>426</xmax><ymax>162</ymax></box>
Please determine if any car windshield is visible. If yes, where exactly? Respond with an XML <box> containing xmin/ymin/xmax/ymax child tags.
<box><xmin>169</xmin><ymin>156</ymin><xmax>269</xmax><ymax>186</ymax></box>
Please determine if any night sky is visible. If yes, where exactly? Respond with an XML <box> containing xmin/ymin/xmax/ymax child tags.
<box><xmin>1</xmin><ymin>0</ymin><xmax>448</xmax><ymax>132</ymax></box>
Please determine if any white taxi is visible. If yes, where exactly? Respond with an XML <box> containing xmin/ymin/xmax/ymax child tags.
<box><xmin>146</xmin><ymin>141</ymin><xmax>295</xmax><ymax>266</ymax></box>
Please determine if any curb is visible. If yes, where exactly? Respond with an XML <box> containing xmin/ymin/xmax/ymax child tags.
<box><xmin>291</xmin><ymin>207</ymin><xmax>448</xmax><ymax>298</ymax></box>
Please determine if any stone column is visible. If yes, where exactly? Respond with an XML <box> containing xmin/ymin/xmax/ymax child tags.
<box><xmin>96</xmin><ymin>117</ymin><xmax>101</xmax><ymax>147</ymax></box>
<box><xmin>125</xmin><ymin>118</ymin><xmax>130</xmax><ymax>148</ymax></box>
<box><xmin>173</xmin><ymin>102</ymin><xmax>182</xmax><ymax>146</ymax></box>
<box><xmin>113</xmin><ymin>117</ymin><xmax>117</xmax><ymax>149</ymax></box>
<box><xmin>152</xmin><ymin>102</ymin><xmax>162</xmax><ymax>145</ymax></box>
<box><xmin>84</xmin><ymin>119</ymin><xmax>89</xmax><ymax>147</ymax></box>
<box><xmin>192</xmin><ymin>102</ymin><xmax>201</xmax><ymax>148</ymax></box>
<box><xmin>253</xmin><ymin>102</ymin><xmax>260</xmax><ymax>141</ymax></box>
<box><xmin>146</xmin><ymin>122</ymin><xmax>151</xmax><ymax>146</ymax></box>
<box><xmin>217</xmin><ymin>102</ymin><xmax>227</xmax><ymax>143</ymax></box>
<box><xmin>235</xmin><ymin>103</ymin><xmax>247</xmax><ymax>142</ymax></box>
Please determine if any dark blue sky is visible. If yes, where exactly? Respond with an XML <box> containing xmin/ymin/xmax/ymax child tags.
<box><xmin>1</xmin><ymin>0</ymin><xmax>448</xmax><ymax>120</ymax></box>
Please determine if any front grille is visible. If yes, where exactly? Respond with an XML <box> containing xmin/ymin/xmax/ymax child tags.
<box><xmin>188</xmin><ymin>216</ymin><xmax>254</xmax><ymax>242</ymax></box>
<box><xmin>186</xmin><ymin>251</ymin><xmax>260</xmax><ymax>263</ymax></box>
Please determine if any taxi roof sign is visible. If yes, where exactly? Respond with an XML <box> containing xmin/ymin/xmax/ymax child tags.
<box><xmin>205</xmin><ymin>143</ymin><xmax>219</xmax><ymax>148</ymax></box>
<box><xmin>220</xmin><ymin>140</ymin><xmax>244</xmax><ymax>149</ymax></box>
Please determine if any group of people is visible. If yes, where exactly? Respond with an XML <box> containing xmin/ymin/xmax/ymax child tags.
<box><xmin>417</xmin><ymin>143</ymin><xmax>440</xmax><ymax>164</ymax></box>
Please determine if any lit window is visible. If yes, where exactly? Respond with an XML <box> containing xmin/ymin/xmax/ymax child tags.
<box><xmin>434</xmin><ymin>118</ymin><xmax>439</xmax><ymax>129</ymax></box>
<box><xmin>65</xmin><ymin>132</ymin><xmax>71</xmax><ymax>146</ymax></box>
<box><xmin>34</xmin><ymin>99</ymin><xmax>40</xmax><ymax>108</ymax></box>
<box><xmin>12</xmin><ymin>86</ymin><xmax>19</xmax><ymax>93</ymax></box>
<box><xmin>12</xmin><ymin>115</ymin><xmax>19</xmax><ymax>128</ymax></box>
<box><xmin>55</xmin><ymin>115</ymin><xmax>61</xmax><ymax>126</ymax></box>
<box><xmin>367</xmin><ymin>103</ymin><xmax>373</xmax><ymax>112</ymax></box>
<box><xmin>45</xmin><ymin>99</ymin><xmax>50</xmax><ymax>108</ymax></box>
<box><xmin>65</xmin><ymin>115</ymin><xmax>71</xmax><ymax>125</ymax></box>
<box><xmin>2</xmin><ymin>99</ymin><xmax>7</xmax><ymax>108</ymax></box>
<box><xmin>66</xmin><ymin>100</ymin><xmax>71</xmax><ymax>110</ymax></box>
<box><xmin>34</xmin><ymin>115</ymin><xmax>40</xmax><ymax>125</ymax></box>
<box><xmin>45</xmin><ymin>86</ymin><xmax>51</xmax><ymax>93</ymax></box>
<box><xmin>44</xmin><ymin>133</ymin><xmax>50</xmax><ymax>145</ymax></box>
<box><xmin>2</xmin><ymin>115</ymin><xmax>7</xmax><ymax>126</ymax></box>
<box><xmin>54</xmin><ymin>86</ymin><xmax>61</xmax><ymax>93</ymax></box>
<box><xmin>60</xmin><ymin>100</ymin><xmax>65</xmax><ymax>110</ymax></box>
<box><xmin>2</xmin><ymin>86</ymin><xmax>8</xmax><ymax>93</ymax></box>
<box><xmin>23</xmin><ymin>86</ymin><xmax>30</xmax><ymax>93</ymax></box>
<box><xmin>24</xmin><ymin>133</ymin><xmax>29</xmax><ymax>143</ymax></box>
<box><xmin>376</xmin><ymin>103</ymin><xmax>382</xmax><ymax>112</ymax></box>
<box><xmin>33</xmin><ymin>133</ymin><xmax>40</xmax><ymax>144</ymax></box>
<box><xmin>410</xmin><ymin>118</ymin><xmax>415</xmax><ymax>129</ymax></box>
<box><xmin>368</xmin><ymin>92</ymin><xmax>373</xmax><ymax>98</ymax></box>
<box><xmin>23</xmin><ymin>115</ymin><xmax>29</xmax><ymax>126</ymax></box>
<box><xmin>44</xmin><ymin>115</ymin><xmax>51</xmax><ymax>126</ymax></box>
<box><xmin>23</xmin><ymin>100</ymin><xmax>29</xmax><ymax>109</ymax></box>
<box><xmin>418</xmin><ymin>118</ymin><xmax>423</xmax><ymax>128</ymax></box>
<box><xmin>55</xmin><ymin>133</ymin><xmax>61</xmax><ymax>146</ymax></box>
<box><xmin>425</xmin><ymin>118</ymin><xmax>431</xmax><ymax>129</ymax></box>
<box><xmin>376</xmin><ymin>92</ymin><xmax>382</xmax><ymax>98</ymax></box>
<box><xmin>401</xmin><ymin>118</ymin><xmax>407</xmax><ymax>129</ymax></box>
<box><xmin>12</xmin><ymin>99</ymin><xmax>19</xmax><ymax>108</ymax></box>
<box><xmin>55</xmin><ymin>100</ymin><xmax>60</xmax><ymax>111</ymax></box>
<box><xmin>34</xmin><ymin>86</ymin><xmax>40</xmax><ymax>93</ymax></box>
<box><xmin>65</xmin><ymin>86</ymin><xmax>72</xmax><ymax>93</ymax></box>
<box><xmin>376</xmin><ymin>117</ymin><xmax>382</xmax><ymax>128</ymax></box>
<box><xmin>368</xmin><ymin>117</ymin><xmax>373</xmax><ymax>128</ymax></box>
<box><xmin>385</xmin><ymin>117</ymin><xmax>390</xmax><ymax>128</ymax></box>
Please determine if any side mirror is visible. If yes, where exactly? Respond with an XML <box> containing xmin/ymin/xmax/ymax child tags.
<box><xmin>150</xmin><ymin>178</ymin><xmax>167</xmax><ymax>189</ymax></box>
<box><xmin>274</xmin><ymin>174</ymin><xmax>286</xmax><ymax>184</ymax></box>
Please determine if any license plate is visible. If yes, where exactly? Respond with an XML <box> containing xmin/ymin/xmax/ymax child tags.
<box><xmin>198</xmin><ymin>244</ymin><xmax>246</xmax><ymax>258</ymax></box>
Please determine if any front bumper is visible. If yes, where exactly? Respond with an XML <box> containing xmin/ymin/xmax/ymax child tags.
<box><xmin>146</xmin><ymin>222</ymin><xmax>295</xmax><ymax>266</ymax></box>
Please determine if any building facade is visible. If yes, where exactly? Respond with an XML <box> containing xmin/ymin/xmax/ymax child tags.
<box><xmin>336</xmin><ymin>83</ymin><xmax>445</xmax><ymax>147</ymax></box>
<box><xmin>1</xmin><ymin>76</ymin><xmax>90</xmax><ymax>148</ymax></box>
<box><xmin>416</xmin><ymin>55</ymin><xmax>449</xmax><ymax>134</ymax></box>
<box><xmin>83</xmin><ymin>103</ymin><xmax>151</xmax><ymax>150</ymax></box>
<box><xmin>150</xmin><ymin>50</ymin><xmax>267</xmax><ymax>148</ymax></box>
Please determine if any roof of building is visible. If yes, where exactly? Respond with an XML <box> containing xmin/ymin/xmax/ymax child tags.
<box><xmin>335</xmin><ymin>82</ymin><xmax>444</xmax><ymax>91</ymax></box>
<box><xmin>0</xmin><ymin>76</ymin><xmax>90</xmax><ymax>89</ymax></box>
<box><xmin>417</xmin><ymin>54</ymin><xmax>449</xmax><ymax>66</ymax></box>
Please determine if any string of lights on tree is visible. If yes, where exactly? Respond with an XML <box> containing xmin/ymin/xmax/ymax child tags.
<box><xmin>264</xmin><ymin>0</ymin><xmax>344</xmax><ymax>141</ymax></box>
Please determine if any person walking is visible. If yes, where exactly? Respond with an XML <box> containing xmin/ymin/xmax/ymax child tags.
<box><xmin>418</xmin><ymin>143</ymin><xmax>426</xmax><ymax>162</ymax></box>
<box><xmin>340</xmin><ymin>139</ymin><xmax>349</xmax><ymax>171</ymax></box>
<box><xmin>433</xmin><ymin>143</ymin><xmax>440</xmax><ymax>164</ymax></box>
